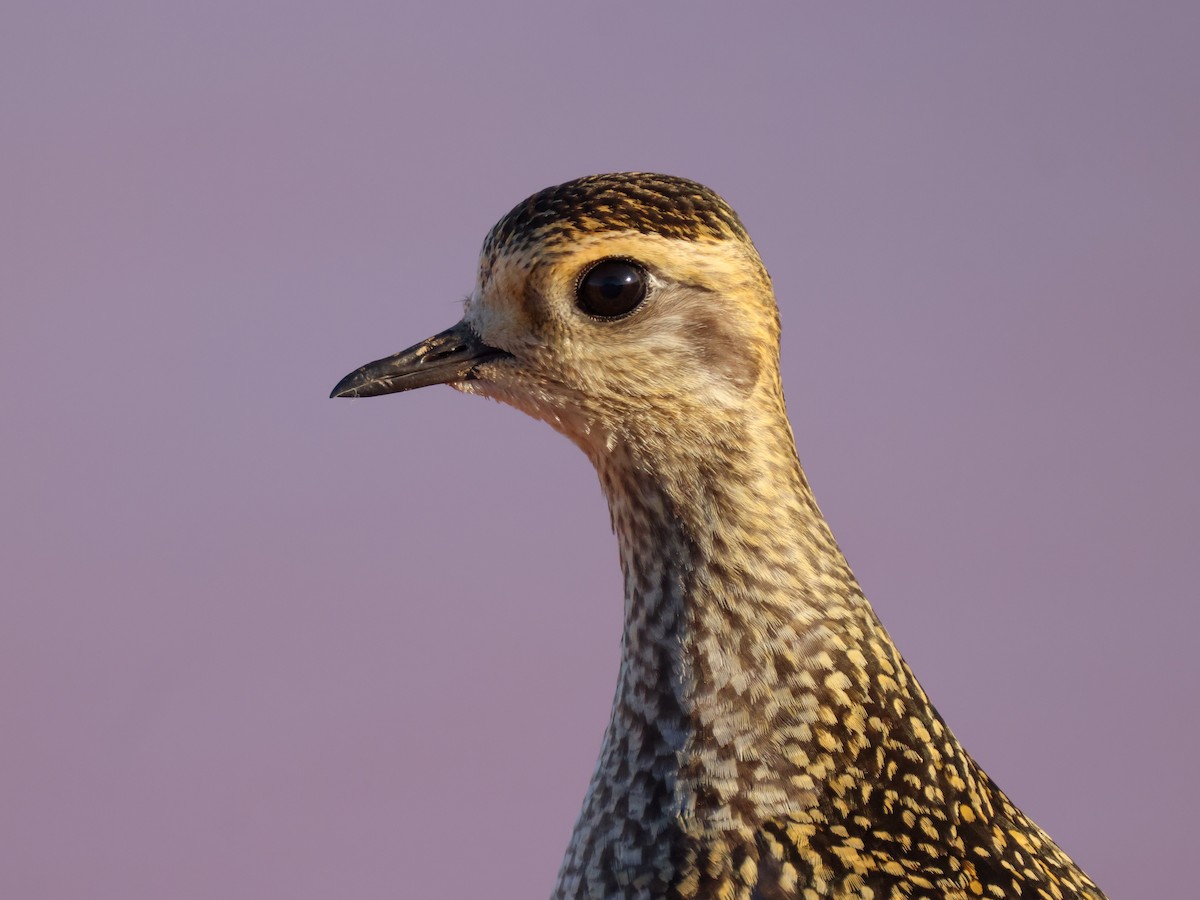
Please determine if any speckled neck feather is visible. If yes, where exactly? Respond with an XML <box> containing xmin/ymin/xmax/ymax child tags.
<box><xmin>552</xmin><ymin>360</ymin><xmax>1103</xmax><ymax>899</ymax></box>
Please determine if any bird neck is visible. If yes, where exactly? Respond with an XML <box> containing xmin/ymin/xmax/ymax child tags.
<box><xmin>557</xmin><ymin>385</ymin><xmax>993</xmax><ymax>897</ymax></box>
<box><xmin>589</xmin><ymin>389</ymin><xmax>877</xmax><ymax>818</ymax></box>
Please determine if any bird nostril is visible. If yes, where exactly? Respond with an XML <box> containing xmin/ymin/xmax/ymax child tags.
<box><xmin>422</xmin><ymin>335</ymin><xmax>462</xmax><ymax>364</ymax></box>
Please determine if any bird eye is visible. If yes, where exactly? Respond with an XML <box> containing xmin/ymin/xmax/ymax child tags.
<box><xmin>576</xmin><ymin>259</ymin><xmax>648</xmax><ymax>319</ymax></box>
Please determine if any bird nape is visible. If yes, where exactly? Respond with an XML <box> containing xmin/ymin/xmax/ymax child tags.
<box><xmin>331</xmin><ymin>173</ymin><xmax>1106</xmax><ymax>900</ymax></box>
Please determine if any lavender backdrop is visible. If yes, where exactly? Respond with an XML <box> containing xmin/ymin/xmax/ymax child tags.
<box><xmin>3</xmin><ymin>4</ymin><xmax>1196</xmax><ymax>898</ymax></box>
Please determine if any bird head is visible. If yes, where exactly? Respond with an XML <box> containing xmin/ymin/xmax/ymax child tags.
<box><xmin>331</xmin><ymin>173</ymin><xmax>784</xmax><ymax>461</ymax></box>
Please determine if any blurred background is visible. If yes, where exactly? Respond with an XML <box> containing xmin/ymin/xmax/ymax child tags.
<box><xmin>2</xmin><ymin>3</ymin><xmax>1196</xmax><ymax>897</ymax></box>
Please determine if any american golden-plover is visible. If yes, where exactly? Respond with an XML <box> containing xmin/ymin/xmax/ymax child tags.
<box><xmin>332</xmin><ymin>174</ymin><xmax>1106</xmax><ymax>900</ymax></box>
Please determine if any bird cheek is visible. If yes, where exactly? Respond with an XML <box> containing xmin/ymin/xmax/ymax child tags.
<box><xmin>686</xmin><ymin>309</ymin><xmax>761</xmax><ymax>395</ymax></box>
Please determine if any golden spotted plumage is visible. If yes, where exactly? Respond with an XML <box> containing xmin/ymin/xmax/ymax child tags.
<box><xmin>332</xmin><ymin>173</ymin><xmax>1106</xmax><ymax>899</ymax></box>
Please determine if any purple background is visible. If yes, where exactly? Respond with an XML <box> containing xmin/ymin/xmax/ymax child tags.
<box><xmin>3</xmin><ymin>4</ymin><xmax>1197</xmax><ymax>898</ymax></box>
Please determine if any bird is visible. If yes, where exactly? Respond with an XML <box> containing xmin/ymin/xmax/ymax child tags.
<box><xmin>331</xmin><ymin>173</ymin><xmax>1106</xmax><ymax>900</ymax></box>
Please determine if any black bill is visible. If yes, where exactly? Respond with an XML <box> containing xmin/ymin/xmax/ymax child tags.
<box><xmin>330</xmin><ymin>322</ymin><xmax>510</xmax><ymax>399</ymax></box>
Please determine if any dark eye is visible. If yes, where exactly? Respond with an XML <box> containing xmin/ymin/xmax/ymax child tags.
<box><xmin>576</xmin><ymin>259</ymin><xmax>648</xmax><ymax>318</ymax></box>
